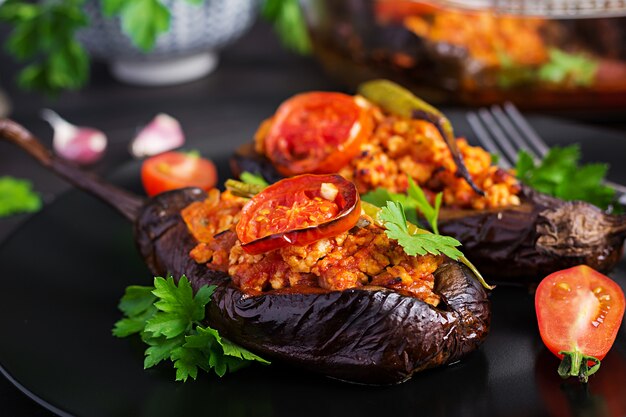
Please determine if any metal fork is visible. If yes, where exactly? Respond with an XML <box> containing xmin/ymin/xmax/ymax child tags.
<box><xmin>466</xmin><ymin>102</ymin><xmax>626</xmax><ymax>205</ymax></box>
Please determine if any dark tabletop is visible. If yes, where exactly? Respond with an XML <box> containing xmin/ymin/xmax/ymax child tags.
<box><xmin>0</xmin><ymin>20</ymin><xmax>342</xmax><ymax>417</ymax></box>
<box><xmin>1</xmin><ymin>20</ymin><xmax>626</xmax><ymax>417</ymax></box>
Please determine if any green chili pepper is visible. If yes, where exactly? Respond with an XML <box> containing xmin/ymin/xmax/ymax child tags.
<box><xmin>357</xmin><ymin>79</ymin><xmax>485</xmax><ymax>196</ymax></box>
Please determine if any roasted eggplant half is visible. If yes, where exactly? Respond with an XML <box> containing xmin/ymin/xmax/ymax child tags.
<box><xmin>231</xmin><ymin>80</ymin><xmax>626</xmax><ymax>284</ymax></box>
<box><xmin>1</xmin><ymin>118</ymin><xmax>491</xmax><ymax>385</ymax></box>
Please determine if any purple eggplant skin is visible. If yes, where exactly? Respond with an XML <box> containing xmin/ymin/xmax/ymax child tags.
<box><xmin>438</xmin><ymin>187</ymin><xmax>626</xmax><ymax>285</ymax></box>
<box><xmin>1</xmin><ymin>118</ymin><xmax>491</xmax><ymax>385</ymax></box>
<box><xmin>137</xmin><ymin>186</ymin><xmax>491</xmax><ymax>384</ymax></box>
<box><xmin>232</xmin><ymin>144</ymin><xmax>626</xmax><ymax>285</ymax></box>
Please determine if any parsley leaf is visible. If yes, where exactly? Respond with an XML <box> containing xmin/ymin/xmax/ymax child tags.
<box><xmin>378</xmin><ymin>201</ymin><xmax>463</xmax><ymax>260</ymax></box>
<box><xmin>101</xmin><ymin>0</ymin><xmax>171</xmax><ymax>51</ymax></box>
<box><xmin>515</xmin><ymin>145</ymin><xmax>616</xmax><ymax>209</ymax></box>
<box><xmin>262</xmin><ymin>0</ymin><xmax>311</xmax><ymax>54</ymax></box>
<box><xmin>0</xmin><ymin>0</ymin><xmax>89</xmax><ymax>94</ymax></box>
<box><xmin>362</xmin><ymin>177</ymin><xmax>443</xmax><ymax>233</ymax></box>
<box><xmin>538</xmin><ymin>48</ymin><xmax>598</xmax><ymax>87</ymax></box>
<box><xmin>406</xmin><ymin>177</ymin><xmax>442</xmax><ymax>235</ymax></box>
<box><xmin>362</xmin><ymin>187</ymin><xmax>419</xmax><ymax>224</ymax></box>
<box><xmin>240</xmin><ymin>171</ymin><xmax>269</xmax><ymax>187</ymax></box>
<box><xmin>113</xmin><ymin>275</ymin><xmax>269</xmax><ymax>381</ymax></box>
<box><xmin>0</xmin><ymin>176</ymin><xmax>42</xmax><ymax>217</ymax></box>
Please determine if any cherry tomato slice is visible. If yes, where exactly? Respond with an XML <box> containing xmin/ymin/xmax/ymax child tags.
<box><xmin>141</xmin><ymin>151</ymin><xmax>217</xmax><ymax>197</ymax></box>
<box><xmin>535</xmin><ymin>265</ymin><xmax>625</xmax><ymax>381</ymax></box>
<box><xmin>263</xmin><ymin>92</ymin><xmax>374</xmax><ymax>176</ymax></box>
<box><xmin>236</xmin><ymin>174</ymin><xmax>361</xmax><ymax>255</ymax></box>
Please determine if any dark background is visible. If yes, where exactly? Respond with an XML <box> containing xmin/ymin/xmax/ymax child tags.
<box><xmin>1</xmin><ymin>19</ymin><xmax>625</xmax><ymax>417</ymax></box>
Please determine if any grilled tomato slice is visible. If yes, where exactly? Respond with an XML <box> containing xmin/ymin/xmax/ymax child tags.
<box><xmin>236</xmin><ymin>174</ymin><xmax>361</xmax><ymax>255</ymax></box>
<box><xmin>535</xmin><ymin>265</ymin><xmax>625</xmax><ymax>383</ymax></box>
<box><xmin>263</xmin><ymin>92</ymin><xmax>374</xmax><ymax>176</ymax></box>
<box><xmin>141</xmin><ymin>151</ymin><xmax>217</xmax><ymax>196</ymax></box>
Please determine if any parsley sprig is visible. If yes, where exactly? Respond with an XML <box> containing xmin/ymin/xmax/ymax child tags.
<box><xmin>516</xmin><ymin>144</ymin><xmax>616</xmax><ymax>210</ymax></box>
<box><xmin>361</xmin><ymin>181</ymin><xmax>494</xmax><ymax>289</ymax></box>
<box><xmin>113</xmin><ymin>275</ymin><xmax>269</xmax><ymax>381</ymax></box>
<box><xmin>0</xmin><ymin>176</ymin><xmax>42</xmax><ymax>217</ymax></box>
<box><xmin>1</xmin><ymin>0</ymin><xmax>311</xmax><ymax>94</ymax></box>
<box><xmin>0</xmin><ymin>0</ymin><xmax>89</xmax><ymax>94</ymax></box>
<box><xmin>379</xmin><ymin>200</ymin><xmax>463</xmax><ymax>260</ymax></box>
<box><xmin>363</xmin><ymin>177</ymin><xmax>442</xmax><ymax>233</ymax></box>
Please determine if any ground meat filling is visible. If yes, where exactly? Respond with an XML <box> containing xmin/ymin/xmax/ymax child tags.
<box><xmin>182</xmin><ymin>192</ymin><xmax>442</xmax><ymax>307</ymax></box>
<box><xmin>338</xmin><ymin>111</ymin><xmax>521</xmax><ymax>210</ymax></box>
<box><xmin>256</xmin><ymin>103</ymin><xmax>521</xmax><ymax>210</ymax></box>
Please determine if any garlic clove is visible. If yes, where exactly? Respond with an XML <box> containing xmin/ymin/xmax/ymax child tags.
<box><xmin>41</xmin><ymin>109</ymin><xmax>107</xmax><ymax>165</ymax></box>
<box><xmin>130</xmin><ymin>113</ymin><xmax>185</xmax><ymax>158</ymax></box>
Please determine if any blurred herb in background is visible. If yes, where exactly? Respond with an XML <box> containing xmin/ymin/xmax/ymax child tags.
<box><xmin>0</xmin><ymin>0</ymin><xmax>311</xmax><ymax>95</ymax></box>
<box><xmin>262</xmin><ymin>0</ymin><xmax>310</xmax><ymax>54</ymax></box>
<box><xmin>497</xmin><ymin>48</ymin><xmax>598</xmax><ymax>89</ymax></box>
<box><xmin>0</xmin><ymin>0</ymin><xmax>89</xmax><ymax>95</ymax></box>
<box><xmin>0</xmin><ymin>176</ymin><xmax>42</xmax><ymax>217</ymax></box>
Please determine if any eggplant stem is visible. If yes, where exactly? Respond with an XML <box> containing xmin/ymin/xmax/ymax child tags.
<box><xmin>0</xmin><ymin>118</ymin><xmax>144</xmax><ymax>222</ymax></box>
<box><xmin>357</xmin><ymin>80</ymin><xmax>485</xmax><ymax>197</ymax></box>
<box><xmin>558</xmin><ymin>350</ymin><xmax>601</xmax><ymax>384</ymax></box>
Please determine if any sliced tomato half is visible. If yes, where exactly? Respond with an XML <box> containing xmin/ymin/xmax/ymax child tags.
<box><xmin>141</xmin><ymin>151</ymin><xmax>217</xmax><ymax>197</ymax></box>
<box><xmin>263</xmin><ymin>92</ymin><xmax>374</xmax><ymax>176</ymax></box>
<box><xmin>236</xmin><ymin>174</ymin><xmax>361</xmax><ymax>255</ymax></box>
<box><xmin>535</xmin><ymin>265</ymin><xmax>625</xmax><ymax>382</ymax></box>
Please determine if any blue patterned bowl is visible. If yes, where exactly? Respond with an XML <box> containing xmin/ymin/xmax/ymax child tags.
<box><xmin>78</xmin><ymin>0</ymin><xmax>258</xmax><ymax>85</ymax></box>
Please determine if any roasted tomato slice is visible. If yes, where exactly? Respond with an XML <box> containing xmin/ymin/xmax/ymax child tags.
<box><xmin>263</xmin><ymin>92</ymin><xmax>374</xmax><ymax>176</ymax></box>
<box><xmin>141</xmin><ymin>151</ymin><xmax>217</xmax><ymax>196</ymax></box>
<box><xmin>535</xmin><ymin>265</ymin><xmax>625</xmax><ymax>382</ymax></box>
<box><xmin>236</xmin><ymin>174</ymin><xmax>361</xmax><ymax>255</ymax></box>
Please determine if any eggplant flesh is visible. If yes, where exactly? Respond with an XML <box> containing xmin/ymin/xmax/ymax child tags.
<box><xmin>2</xmin><ymin>118</ymin><xmax>491</xmax><ymax>385</ymax></box>
<box><xmin>232</xmin><ymin>144</ymin><xmax>626</xmax><ymax>285</ymax></box>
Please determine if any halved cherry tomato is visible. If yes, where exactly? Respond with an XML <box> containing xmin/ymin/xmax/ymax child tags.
<box><xmin>263</xmin><ymin>92</ymin><xmax>374</xmax><ymax>176</ymax></box>
<box><xmin>236</xmin><ymin>174</ymin><xmax>361</xmax><ymax>255</ymax></box>
<box><xmin>535</xmin><ymin>265</ymin><xmax>625</xmax><ymax>383</ymax></box>
<box><xmin>141</xmin><ymin>151</ymin><xmax>217</xmax><ymax>196</ymax></box>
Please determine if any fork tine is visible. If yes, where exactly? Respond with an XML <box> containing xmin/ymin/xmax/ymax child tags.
<box><xmin>503</xmin><ymin>102</ymin><xmax>550</xmax><ymax>157</ymax></box>
<box><xmin>477</xmin><ymin>108</ymin><xmax>519</xmax><ymax>166</ymax></box>
<box><xmin>466</xmin><ymin>112</ymin><xmax>513</xmax><ymax>169</ymax></box>
<box><xmin>490</xmin><ymin>105</ymin><xmax>539</xmax><ymax>161</ymax></box>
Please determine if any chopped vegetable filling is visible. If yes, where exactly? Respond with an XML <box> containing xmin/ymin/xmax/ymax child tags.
<box><xmin>182</xmin><ymin>190</ymin><xmax>442</xmax><ymax>306</ymax></box>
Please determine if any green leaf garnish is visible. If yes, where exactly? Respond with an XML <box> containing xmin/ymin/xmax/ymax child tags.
<box><xmin>515</xmin><ymin>145</ymin><xmax>616</xmax><ymax>210</ymax></box>
<box><xmin>538</xmin><ymin>48</ymin><xmax>598</xmax><ymax>87</ymax></box>
<box><xmin>240</xmin><ymin>171</ymin><xmax>269</xmax><ymax>187</ymax></box>
<box><xmin>378</xmin><ymin>201</ymin><xmax>463</xmax><ymax>260</ymax></box>
<box><xmin>362</xmin><ymin>178</ymin><xmax>443</xmax><ymax>234</ymax></box>
<box><xmin>104</xmin><ymin>0</ymin><xmax>199</xmax><ymax>52</ymax></box>
<box><xmin>0</xmin><ymin>176</ymin><xmax>42</xmax><ymax>217</ymax></box>
<box><xmin>262</xmin><ymin>0</ymin><xmax>311</xmax><ymax>54</ymax></box>
<box><xmin>113</xmin><ymin>275</ymin><xmax>269</xmax><ymax>381</ymax></box>
<box><xmin>0</xmin><ymin>0</ymin><xmax>89</xmax><ymax>95</ymax></box>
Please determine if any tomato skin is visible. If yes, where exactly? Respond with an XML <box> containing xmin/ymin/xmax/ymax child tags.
<box><xmin>141</xmin><ymin>151</ymin><xmax>217</xmax><ymax>197</ymax></box>
<box><xmin>375</xmin><ymin>0</ymin><xmax>439</xmax><ymax>21</ymax></box>
<box><xmin>236</xmin><ymin>174</ymin><xmax>361</xmax><ymax>255</ymax></box>
<box><xmin>535</xmin><ymin>265</ymin><xmax>625</xmax><ymax>362</ymax></box>
<box><xmin>263</xmin><ymin>92</ymin><xmax>374</xmax><ymax>177</ymax></box>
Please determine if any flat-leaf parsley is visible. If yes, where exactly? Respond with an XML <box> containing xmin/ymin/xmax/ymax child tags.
<box><xmin>113</xmin><ymin>275</ymin><xmax>269</xmax><ymax>382</ymax></box>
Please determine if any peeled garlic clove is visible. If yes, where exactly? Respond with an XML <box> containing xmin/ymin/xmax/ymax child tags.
<box><xmin>41</xmin><ymin>109</ymin><xmax>107</xmax><ymax>165</ymax></box>
<box><xmin>130</xmin><ymin>113</ymin><xmax>185</xmax><ymax>158</ymax></box>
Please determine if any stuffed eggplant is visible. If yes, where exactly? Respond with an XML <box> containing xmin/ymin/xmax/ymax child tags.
<box><xmin>1</xmin><ymin>118</ymin><xmax>490</xmax><ymax>385</ymax></box>
<box><xmin>231</xmin><ymin>80</ymin><xmax>626</xmax><ymax>284</ymax></box>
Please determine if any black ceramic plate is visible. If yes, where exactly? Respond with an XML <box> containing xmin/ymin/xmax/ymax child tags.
<box><xmin>1</xmin><ymin>114</ymin><xmax>626</xmax><ymax>417</ymax></box>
